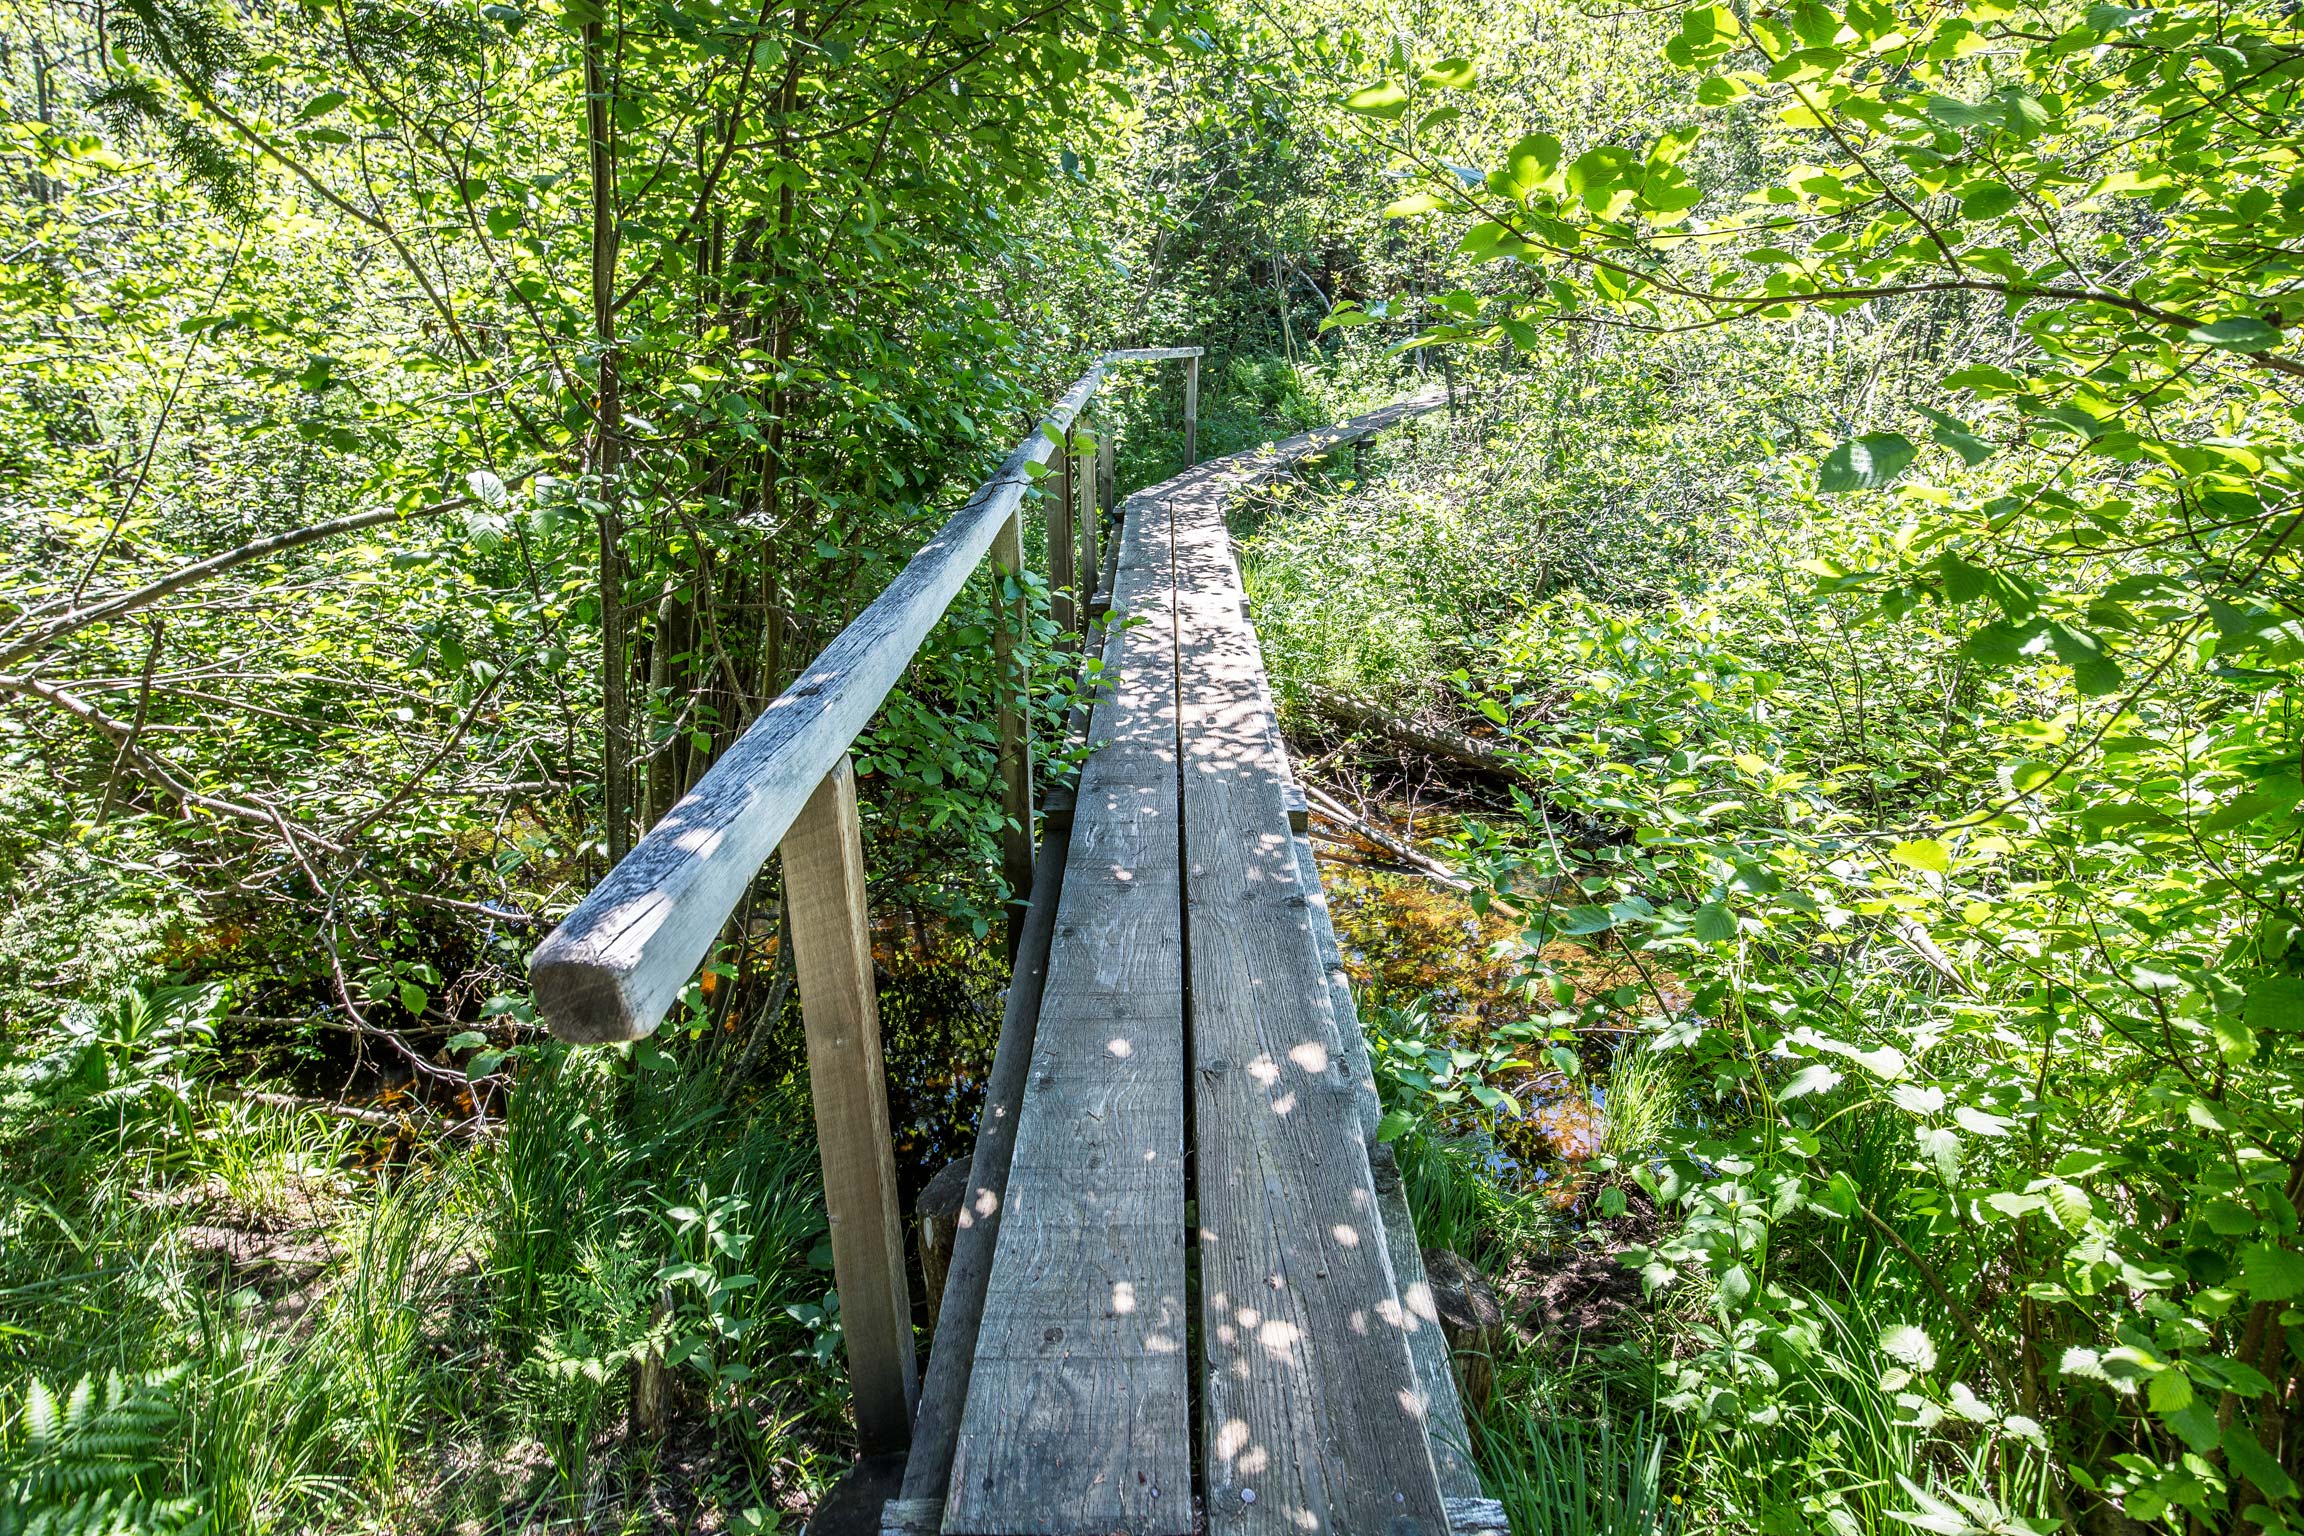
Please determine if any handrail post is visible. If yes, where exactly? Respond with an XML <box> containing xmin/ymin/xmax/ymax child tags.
<box><xmin>1098</xmin><ymin>423</ymin><xmax>1116</xmax><ymax>540</ymax></box>
<box><xmin>1047</xmin><ymin>428</ymin><xmax>1077</xmax><ymax>641</ymax></box>
<box><xmin>1183</xmin><ymin>352</ymin><xmax>1199</xmax><ymax>468</ymax></box>
<box><xmin>780</xmin><ymin>756</ymin><xmax>917</xmax><ymax>1454</ymax></box>
<box><xmin>1074</xmin><ymin>429</ymin><xmax>1098</xmax><ymax>608</ymax></box>
<box><xmin>992</xmin><ymin>512</ymin><xmax>1034</xmax><ymax>955</ymax></box>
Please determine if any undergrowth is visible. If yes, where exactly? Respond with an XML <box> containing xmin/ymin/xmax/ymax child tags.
<box><xmin>0</xmin><ymin>984</ymin><xmax>844</xmax><ymax>1534</ymax></box>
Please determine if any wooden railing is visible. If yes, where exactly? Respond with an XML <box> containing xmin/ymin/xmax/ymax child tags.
<box><xmin>525</xmin><ymin>345</ymin><xmax>1201</xmax><ymax>1453</ymax></box>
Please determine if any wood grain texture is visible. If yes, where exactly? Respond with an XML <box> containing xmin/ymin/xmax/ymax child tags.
<box><xmin>942</xmin><ymin>493</ymin><xmax>1192</xmax><ymax>1536</ymax></box>
<box><xmin>1294</xmin><ymin>816</ymin><xmax>1485</xmax><ymax>1505</ymax></box>
<box><xmin>781</xmin><ymin>757</ymin><xmax>917</xmax><ymax>1454</ymax></box>
<box><xmin>1171</xmin><ymin>483</ymin><xmax>1449</xmax><ymax>1536</ymax></box>
<box><xmin>902</xmin><ymin>578</ymin><xmax>1139</xmax><ymax>1511</ymax></box>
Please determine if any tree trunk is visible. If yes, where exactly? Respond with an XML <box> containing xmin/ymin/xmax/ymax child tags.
<box><xmin>586</xmin><ymin>15</ymin><xmax>631</xmax><ymax>864</ymax></box>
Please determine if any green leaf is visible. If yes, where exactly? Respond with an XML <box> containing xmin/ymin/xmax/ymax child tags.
<box><xmin>1809</xmin><ymin>1170</ymin><xmax>1860</xmax><ymax>1218</ymax></box>
<box><xmin>1879</xmin><ymin>1323</ymin><xmax>1938</xmax><ymax>1372</ymax></box>
<box><xmin>1915</xmin><ymin>406</ymin><xmax>1997</xmax><ymax>466</ymax></box>
<box><xmin>1936</xmin><ymin>553</ymin><xmax>1995</xmax><ymax>604</ymax></box>
<box><xmin>1692</xmin><ymin>901</ymin><xmax>1738</xmax><ymax>942</ymax></box>
<box><xmin>1779</xmin><ymin>1062</ymin><xmax>1843</xmax><ymax>1100</ymax></box>
<box><xmin>2189</xmin><ymin>316</ymin><xmax>2283</xmax><ymax>352</ymax></box>
<box><xmin>296</xmin><ymin>90</ymin><xmax>349</xmax><ymax>122</ymax></box>
<box><xmin>2223</xmin><ymin>1425</ymin><xmax>2300</xmax><ymax>1501</ymax></box>
<box><xmin>1560</xmin><ymin>903</ymin><xmax>1615</xmax><ymax>935</ymax></box>
<box><xmin>1818</xmin><ymin>433</ymin><xmax>1916</xmax><ymax>491</ymax></box>
<box><xmin>2244</xmin><ymin>974</ymin><xmax>2304</xmax><ymax>1033</ymax></box>
<box><xmin>1890</xmin><ymin>839</ymin><xmax>1949</xmax><ymax>874</ymax></box>
<box><xmin>1344</xmin><ymin>82</ymin><xmax>1411</xmax><ymax>118</ymax></box>
<box><xmin>1960</xmin><ymin>619</ymin><xmax>2051</xmax><ymax>667</ymax></box>
<box><xmin>2240</xmin><ymin>1242</ymin><xmax>2304</xmax><ymax>1300</ymax></box>
<box><xmin>1375</xmin><ymin>1108</ymin><xmax>1416</xmax><ymax>1143</ymax></box>
<box><xmin>1959</xmin><ymin>181</ymin><xmax>2020</xmax><ymax>220</ymax></box>
<box><xmin>1717</xmin><ymin>1263</ymin><xmax>1754</xmax><ymax>1309</ymax></box>
<box><xmin>1421</xmin><ymin>57</ymin><xmax>1476</xmax><ymax>88</ymax></box>
<box><xmin>1918</xmin><ymin>1125</ymin><xmax>1962</xmax><ymax>1183</ymax></box>
<box><xmin>2048</xmin><ymin>623</ymin><xmax>2124</xmax><ymax>696</ymax></box>
<box><xmin>1566</xmin><ymin>146</ymin><xmax>1635</xmax><ymax>211</ymax></box>
<box><xmin>2147</xmin><ymin>1366</ymin><xmax>2194</xmax><ymax>1416</ymax></box>
<box><xmin>1497</xmin><ymin>132</ymin><xmax>1562</xmax><ymax>198</ymax></box>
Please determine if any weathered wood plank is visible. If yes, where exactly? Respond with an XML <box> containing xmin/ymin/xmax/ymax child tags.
<box><xmin>900</xmin><ymin>566</ymin><xmax>1138</xmax><ymax>1513</ymax></box>
<box><xmin>781</xmin><ymin>756</ymin><xmax>917</xmax><ymax>1455</ymax></box>
<box><xmin>942</xmin><ymin>493</ymin><xmax>1193</xmax><ymax>1536</ymax></box>
<box><xmin>1171</xmin><ymin>484</ymin><xmax>1449</xmax><ymax>1536</ymax></box>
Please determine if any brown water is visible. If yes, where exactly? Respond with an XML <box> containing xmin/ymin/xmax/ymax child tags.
<box><xmin>1318</xmin><ymin>813</ymin><xmax>1681</xmax><ymax>1195</ymax></box>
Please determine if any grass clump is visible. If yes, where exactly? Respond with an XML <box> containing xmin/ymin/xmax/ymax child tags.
<box><xmin>0</xmin><ymin>983</ymin><xmax>844</xmax><ymax>1533</ymax></box>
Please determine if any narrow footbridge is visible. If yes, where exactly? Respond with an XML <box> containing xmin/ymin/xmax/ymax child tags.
<box><xmin>529</xmin><ymin>350</ymin><xmax>1502</xmax><ymax>1536</ymax></box>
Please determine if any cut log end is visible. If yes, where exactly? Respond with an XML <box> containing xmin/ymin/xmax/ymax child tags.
<box><xmin>1421</xmin><ymin>1248</ymin><xmax>1505</xmax><ymax>1416</ymax></box>
<box><xmin>529</xmin><ymin>950</ymin><xmax>651</xmax><ymax>1044</ymax></box>
<box><xmin>916</xmin><ymin>1154</ymin><xmax>974</xmax><ymax>1332</ymax></box>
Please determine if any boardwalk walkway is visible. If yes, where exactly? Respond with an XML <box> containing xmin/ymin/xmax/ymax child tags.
<box><xmin>526</xmin><ymin>360</ymin><xmax>1501</xmax><ymax>1536</ymax></box>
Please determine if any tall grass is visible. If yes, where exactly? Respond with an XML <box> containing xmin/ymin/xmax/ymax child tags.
<box><xmin>1</xmin><ymin>988</ymin><xmax>839</xmax><ymax>1533</ymax></box>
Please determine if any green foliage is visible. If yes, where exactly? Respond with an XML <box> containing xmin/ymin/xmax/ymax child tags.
<box><xmin>0</xmin><ymin>1004</ymin><xmax>835</xmax><ymax>1530</ymax></box>
<box><xmin>0</xmin><ymin>1371</ymin><xmax>208</xmax><ymax>1536</ymax></box>
<box><xmin>1302</xmin><ymin>0</ymin><xmax>2304</xmax><ymax>1525</ymax></box>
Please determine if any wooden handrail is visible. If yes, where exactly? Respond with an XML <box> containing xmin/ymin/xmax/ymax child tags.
<box><xmin>528</xmin><ymin>348</ymin><xmax>1201</xmax><ymax>1043</ymax></box>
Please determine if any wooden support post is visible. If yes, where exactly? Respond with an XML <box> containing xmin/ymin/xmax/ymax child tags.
<box><xmin>1048</xmin><ymin>430</ymin><xmax>1076</xmax><ymax>641</ymax></box>
<box><xmin>992</xmin><ymin>511</ymin><xmax>1034</xmax><ymax>954</ymax></box>
<box><xmin>1183</xmin><ymin>353</ymin><xmax>1199</xmax><ymax>468</ymax></box>
<box><xmin>1074</xmin><ymin>433</ymin><xmax>1097</xmax><ymax>607</ymax></box>
<box><xmin>1098</xmin><ymin>426</ymin><xmax>1116</xmax><ymax>528</ymax></box>
<box><xmin>780</xmin><ymin>757</ymin><xmax>917</xmax><ymax>1455</ymax></box>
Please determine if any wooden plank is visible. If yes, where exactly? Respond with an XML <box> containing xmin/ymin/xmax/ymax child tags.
<box><xmin>530</xmin><ymin>365</ymin><xmax>1108</xmax><ymax>1043</ymax></box>
<box><xmin>1103</xmin><ymin>345</ymin><xmax>1203</xmax><ymax>362</ymax></box>
<box><xmin>900</xmin><ymin>809</ymin><xmax>1069</xmax><ymax>1506</ymax></box>
<box><xmin>1288</xmin><ymin>830</ymin><xmax>1379</xmax><ymax>1144</ymax></box>
<box><xmin>900</xmin><ymin>554</ymin><xmax>1137</xmax><ymax>1514</ymax></box>
<box><xmin>1373</xmin><ymin>1150</ymin><xmax>1492</xmax><ymax>1515</ymax></box>
<box><xmin>781</xmin><ymin>756</ymin><xmax>917</xmax><ymax>1455</ymax></box>
<box><xmin>1170</xmin><ymin>483</ymin><xmax>1449</xmax><ymax>1536</ymax></box>
<box><xmin>943</xmin><ymin>494</ymin><xmax>1192</xmax><ymax>1536</ymax></box>
<box><xmin>1287</xmin><ymin>821</ymin><xmax>1490</xmax><ymax>1519</ymax></box>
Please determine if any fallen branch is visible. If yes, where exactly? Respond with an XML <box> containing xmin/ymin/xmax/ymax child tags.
<box><xmin>221</xmin><ymin>1088</ymin><xmax>430</xmax><ymax>1131</ymax></box>
<box><xmin>1302</xmin><ymin>684</ymin><xmax>1528</xmax><ymax>786</ymax></box>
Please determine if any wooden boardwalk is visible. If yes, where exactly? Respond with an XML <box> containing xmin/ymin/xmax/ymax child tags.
<box><xmin>938</xmin><ymin>405</ymin><xmax>1497</xmax><ymax>1536</ymax></box>
<box><xmin>525</xmin><ymin>361</ymin><xmax>1501</xmax><ymax>1536</ymax></box>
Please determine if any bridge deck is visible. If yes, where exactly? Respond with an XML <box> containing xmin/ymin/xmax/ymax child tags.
<box><xmin>918</xmin><ymin>403</ymin><xmax>1504</xmax><ymax>1536</ymax></box>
